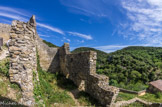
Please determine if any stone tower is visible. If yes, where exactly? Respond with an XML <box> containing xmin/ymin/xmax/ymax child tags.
<box><xmin>9</xmin><ymin>15</ymin><xmax>37</xmax><ymax>106</ymax></box>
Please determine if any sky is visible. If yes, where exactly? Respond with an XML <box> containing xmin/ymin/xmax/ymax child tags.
<box><xmin>0</xmin><ymin>0</ymin><xmax>162</xmax><ymax>53</ymax></box>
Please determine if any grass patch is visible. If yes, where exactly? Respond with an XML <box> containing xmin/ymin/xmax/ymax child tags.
<box><xmin>0</xmin><ymin>79</ymin><xmax>8</xmax><ymax>96</ymax></box>
<box><xmin>139</xmin><ymin>93</ymin><xmax>162</xmax><ymax>103</ymax></box>
<box><xmin>34</xmin><ymin>50</ymin><xmax>75</xmax><ymax>106</ymax></box>
<box><xmin>124</xmin><ymin>102</ymin><xmax>145</xmax><ymax>107</ymax></box>
<box><xmin>0</xmin><ymin>58</ymin><xmax>9</xmax><ymax>77</ymax></box>
<box><xmin>116</xmin><ymin>92</ymin><xmax>137</xmax><ymax>102</ymax></box>
<box><xmin>116</xmin><ymin>92</ymin><xmax>162</xmax><ymax>103</ymax></box>
<box><xmin>112</xmin><ymin>82</ymin><xmax>148</xmax><ymax>91</ymax></box>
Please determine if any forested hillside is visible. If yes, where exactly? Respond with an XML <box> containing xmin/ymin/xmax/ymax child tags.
<box><xmin>72</xmin><ymin>47</ymin><xmax>108</xmax><ymax>63</ymax></box>
<box><xmin>72</xmin><ymin>46</ymin><xmax>162</xmax><ymax>91</ymax></box>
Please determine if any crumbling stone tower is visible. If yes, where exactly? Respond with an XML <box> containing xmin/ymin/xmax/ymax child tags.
<box><xmin>9</xmin><ymin>16</ymin><xmax>37</xmax><ymax>106</ymax></box>
<box><xmin>59</xmin><ymin>43</ymin><xmax>119</xmax><ymax>107</ymax></box>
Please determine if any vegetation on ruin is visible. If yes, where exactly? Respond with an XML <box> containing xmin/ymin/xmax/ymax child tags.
<box><xmin>124</xmin><ymin>102</ymin><xmax>145</xmax><ymax>107</ymax></box>
<box><xmin>116</xmin><ymin>92</ymin><xmax>137</xmax><ymax>102</ymax></box>
<box><xmin>72</xmin><ymin>46</ymin><xmax>162</xmax><ymax>91</ymax></box>
<box><xmin>34</xmin><ymin>50</ymin><xmax>75</xmax><ymax>106</ymax></box>
<box><xmin>0</xmin><ymin>58</ymin><xmax>22</xmax><ymax>103</ymax></box>
<box><xmin>139</xmin><ymin>92</ymin><xmax>162</xmax><ymax>103</ymax></box>
<box><xmin>0</xmin><ymin>58</ymin><xmax>9</xmax><ymax>78</ymax></box>
<box><xmin>35</xmin><ymin>50</ymin><xmax>99</xmax><ymax>106</ymax></box>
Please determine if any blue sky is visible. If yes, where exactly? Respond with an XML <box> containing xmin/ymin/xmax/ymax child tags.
<box><xmin>0</xmin><ymin>0</ymin><xmax>162</xmax><ymax>53</ymax></box>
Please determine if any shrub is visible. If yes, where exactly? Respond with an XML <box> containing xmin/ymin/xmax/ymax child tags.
<box><xmin>0</xmin><ymin>58</ymin><xmax>9</xmax><ymax>77</ymax></box>
<box><xmin>155</xmin><ymin>92</ymin><xmax>162</xmax><ymax>99</ymax></box>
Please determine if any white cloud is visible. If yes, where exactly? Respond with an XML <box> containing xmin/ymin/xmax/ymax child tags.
<box><xmin>63</xmin><ymin>37</ymin><xmax>71</xmax><ymax>42</ymax></box>
<box><xmin>0</xmin><ymin>12</ymin><xmax>28</xmax><ymax>21</ymax></box>
<box><xmin>0</xmin><ymin>6</ymin><xmax>30</xmax><ymax>17</ymax></box>
<box><xmin>38</xmin><ymin>34</ymin><xmax>50</xmax><ymax>37</ymax></box>
<box><xmin>59</xmin><ymin>0</ymin><xmax>119</xmax><ymax>20</ymax></box>
<box><xmin>76</xmin><ymin>40</ymin><xmax>85</xmax><ymax>43</ymax></box>
<box><xmin>120</xmin><ymin>0</ymin><xmax>162</xmax><ymax>45</ymax></box>
<box><xmin>37</xmin><ymin>23</ymin><xmax>65</xmax><ymax>35</ymax></box>
<box><xmin>0</xmin><ymin>6</ymin><xmax>65</xmax><ymax>35</ymax></box>
<box><xmin>94</xmin><ymin>45</ymin><xmax>129</xmax><ymax>53</ymax></box>
<box><xmin>68</xmin><ymin>32</ymin><xmax>92</xmax><ymax>40</ymax></box>
<box><xmin>94</xmin><ymin>43</ymin><xmax>162</xmax><ymax>53</ymax></box>
<box><xmin>67</xmin><ymin>39</ymin><xmax>71</xmax><ymax>42</ymax></box>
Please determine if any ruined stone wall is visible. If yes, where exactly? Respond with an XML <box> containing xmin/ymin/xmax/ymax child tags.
<box><xmin>114</xmin><ymin>97</ymin><xmax>162</xmax><ymax>107</ymax></box>
<box><xmin>36</xmin><ymin>37</ymin><xmax>59</xmax><ymax>72</ymax></box>
<box><xmin>9</xmin><ymin>16</ymin><xmax>37</xmax><ymax>106</ymax></box>
<box><xmin>0</xmin><ymin>23</ymin><xmax>11</xmax><ymax>44</ymax></box>
<box><xmin>0</xmin><ymin>22</ymin><xmax>59</xmax><ymax>73</ymax></box>
<box><xmin>59</xmin><ymin>43</ymin><xmax>119</xmax><ymax>106</ymax></box>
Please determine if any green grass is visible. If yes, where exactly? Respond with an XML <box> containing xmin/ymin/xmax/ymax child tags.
<box><xmin>0</xmin><ymin>58</ymin><xmax>22</xmax><ymax>102</ymax></box>
<box><xmin>116</xmin><ymin>92</ymin><xmax>162</xmax><ymax>104</ymax></box>
<box><xmin>0</xmin><ymin>58</ymin><xmax>9</xmax><ymax>77</ymax></box>
<box><xmin>116</xmin><ymin>92</ymin><xmax>137</xmax><ymax>102</ymax></box>
<box><xmin>0</xmin><ymin>78</ymin><xmax>8</xmax><ymax>96</ymax></box>
<box><xmin>34</xmin><ymin>50</ymin><xmax>75</xmax><ymax>106</ymax></box>
<box><xmin>139</xmin><ymin>93</ymin><xmax>162</xmax><ymax>103</ymax></box>
<box><xmin>113</xmin><ymin>82</ymin><xmax>148</xmax><ymax>91</ymax></box>
<box><xmin>0</xmin><ymin>58</ymin><xmax>10</xmax><ymax>96</ymax></box>
<box><xmin>124</xmin><ymin>102</ymin><xmax>145</xmax><ymax>107</ymax></box>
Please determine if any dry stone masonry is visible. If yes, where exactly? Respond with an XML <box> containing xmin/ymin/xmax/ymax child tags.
<box><xmin>59</xmin><ymin>43</ymin><xmax>119</xmax><ymax>107</ymax></box>
<box><xmin>9</xmin><ymin>16</ymin><xmax>37</xmax><ymax>106</ymax></box>
<box><xmin>36</xmin><ymin>37</ymin><xmax>60</xmax><ymax>73</ymax></box>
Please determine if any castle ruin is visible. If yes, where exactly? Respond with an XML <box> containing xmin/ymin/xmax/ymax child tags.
<box><xmin>3</xmin><ymin>16</ymin><xmax>119</xmax><ymax>106</ymax></box>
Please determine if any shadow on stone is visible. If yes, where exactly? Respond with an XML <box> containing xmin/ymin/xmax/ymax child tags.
<box><xmin>55</xmin><ymin>73</ymin><xmax>102</xmax><ymax>106</ymax></box>
<box><xmin>56</xmin><ymin>73</ymin><xmax>77</xmax><ymax>91</ymax></box>
<box><xmin>0</xmin><ymin>96</ymin><xmax>27</xmax><ymax>107</ymax></box>
<box><xmin>47</xmin><ymin>50</ymin><xmax>60</xmax><ymax>73</ymax></box>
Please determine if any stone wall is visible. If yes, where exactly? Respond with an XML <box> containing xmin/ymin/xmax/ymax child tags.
<box><xmin>119</xmin><ymin>88</ymin><xmax>146</xmax><ymax>96</ymax></box>
<box><xmin>0</xmin><ymin>37</ymin><xmax>3</xmax><ymax>49</ymax></box>
<box><xmin>0</xmin><ymin>22</ymin><xmax>59</xmax><ymax>73</ymax></box>
<box><xmin>0</xmin><ymin>23</ymin><xmax>11</xmax><ymax>44</ymax></box>
<box><xmin>59</xmin><ymin>43</ymin><xmax>119</xmax><ymax>106</ymax></box>
<box><xmin>114</xmin><ymin>97</ymin><xmax>162</xmax><ymax>107</ymax></box>
<box><xmin>9</xmin><ymin>16</ymin><xmax>37</xmax><ymax>106</ymax></box>
<box><xmin>36</xmin><ymin>37</ymin><xmax>59</xmax><ymax>73</ymax></box>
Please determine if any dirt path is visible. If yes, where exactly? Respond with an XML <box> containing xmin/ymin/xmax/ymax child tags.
<box><xmin>0</xmin><ymin>49</ymin><xmax>9</xmax><ymax>60</ymax></box>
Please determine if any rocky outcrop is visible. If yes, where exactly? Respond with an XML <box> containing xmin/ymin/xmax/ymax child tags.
<box><xmin>59</xmin><ymin>43</ymin><xmax>119</xmax><ymax>107</ymax></box>
<box><xmin>9</xmin><ymin>16</ymin><xmax>37</xmax><ymax>106</ymax></box>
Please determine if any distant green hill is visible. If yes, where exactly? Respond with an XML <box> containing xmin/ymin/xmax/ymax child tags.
<box><xmin>72</xmin><ymin>46</ymin><xmax>162</xmax><ymax>91</ymax></box>
<box><xmin>72</xmin><ymin>47</ymin><xmax>108</xmax><ymax>63</ymax></box>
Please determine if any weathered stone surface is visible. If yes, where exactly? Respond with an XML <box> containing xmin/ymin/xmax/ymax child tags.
<box><xmin>36</xmin><ymin>36</ymin><xmax>60</xmax><ymax>73</ymax></box>
<box><xmin>9</xmin><ymin>15</ymin><xmax>37</xmax><ymax>106</ymax></box>
<box><xmin>0</xmin><ymin>23</ymin><xmax>11</xmax><ymax>44</ymax></box>
<box><xmin>59</xmin><ymin>43</ymin><xmax>119</xmax><ymax>106</ymax></box>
